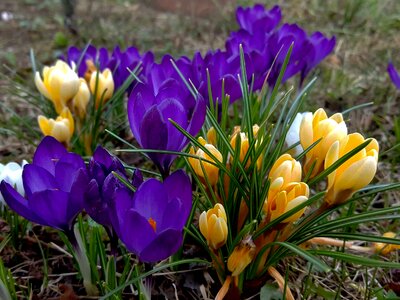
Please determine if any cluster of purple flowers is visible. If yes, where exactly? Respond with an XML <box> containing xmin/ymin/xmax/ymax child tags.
<box><xmin>64</xmin><ymin>4</ymin><xmax>335</xmax><ymax>174</ymax></box>
<box><xmin>0</xmin><ymin>137</ymin><xmax>193</xmax><ymax>263</ymax></box>
<box><xmin>66</xmin><ymin>4</ymin><xmax>335</xmax><ymax>102</ymax></box>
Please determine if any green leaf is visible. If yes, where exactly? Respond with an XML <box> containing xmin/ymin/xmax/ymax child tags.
<box><xmin>271</xmin><ymin>242</ymin><xmax>331</xmax><ymax>272</ymax></box>
<box><xmin>310</xmin><ymin>250</ymin><xmax>400</xmax><ymax>268</ymax></box>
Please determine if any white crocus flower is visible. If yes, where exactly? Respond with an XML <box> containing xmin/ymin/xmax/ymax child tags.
<box><xmin>285</xmin><ymin>112</ymin><xmax>311</xmax><ymax>157</ymax></box>
<box><xmin>0</xmin><ymin>160</ymin><xmax>28</xmax><ymax>204</ymax></box>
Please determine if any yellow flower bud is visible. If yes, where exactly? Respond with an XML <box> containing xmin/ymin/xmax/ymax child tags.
<box><xmin>269</xmin><ymin>154</ymin><xmax>302</xmax><ymax>185</ymax></box>
<box><xmin>374</xmin><ymin>232</ymin><xmax>400</xmax><ymax>255</ymax></box>
<box><xmin>189</xmin><ymin>137</ymin><xmax>223</xmax><ymax>186</ymax></box>
<box><xmin>300</xmin><ymin>108</ymin><xmax>348</xmax><ymax>178</ymax></box>
<box><xmin>264</xmin><ymin>181</ymin><xmax>309</xmax><ymax>223</ymax></box>
<box><xmin>35</xmin><ymin>60</ymin><xmax>80</xmax><ymax>114</ymax></box>
<box><xmin>90</xmin><ymin>68</ymin><xmax>114</xmax><ymax>108</ymax></box>
<box><xmin>38</xmin><ymin>107</ymin><xmax>74</xmax><ymax>144</ymax></box>
<box><xmin>324</xmin><ymin>133</ymin><xmax>379</xmax><ymax>206</ymax></box>
<box><xmin>207</xmin><ymin>127</ymin><xmax>217</xmax><ymax>146</ymax></box>
<box><xmin>72</xmin><ymin>78</ymin><xmax>90</xmax><ymax>119</ymax></box>
<box><xmin>199</xmin><ymin>203</ymin><xmax>228</xmax><ymax>250</ymax></box>
<box><xmin>230</xmin><ymin>124</ymin><xmax>262</xmax><ymax>169</ymax></box>
<box><xmin>227</xmin><ymin>235</ymin><xmax>256</xmax><ymax>276</ymax></box>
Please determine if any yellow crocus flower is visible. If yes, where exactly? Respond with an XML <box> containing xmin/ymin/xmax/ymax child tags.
<box><xmin>264</xmin><ymin>181</ymin><xmax>309</xmax><ymax>223</ymax></box>
<box><xmin>189</xmin><ymin>137</ymin><xmax>223</xmax><ymax>186</ymax></box>
<box><xmin>324</xmin><ymin>133</ymin><xmax>379</xmax><ymax>206</ymax></box>
<box><xmin>199</xmin><ymin>203</ymin><xmax>228</xmax><ymax>250</ymax></box>
<box><xmin>269</xmin><ymin>154</ymin><xmax>302</xmax><ymax>185</ymax></box>
<box><xmin>300</xmin><ymin>108</ymin><xmax>347</xmax><ymax>178</ymax></box>
<box><xmin>35</xmin><ymin>60</ymin><xmax>80</xmax><ymax>114</ymax></box>
<box><xmin>72</xmin><ymin>78</ymin><xmax>91</xmax><ymax>119</ymax></box>
<box><xmin>89</xmin><ymin>68</ymin><xmax>114</xmax><ymax>108</ymax></box>
<box><xmin>374</xmin><ymin>232</ymin><xmax>400</xmax><ymax>255</ymax></box>
<box><xmin>38</xmin><ymin>107</ymin><xmax>74</xmax><ymax>145</ymax></box>
<box><xmin>227</xmin><ymin>235</ymin><xmax>256</xmax><ymax>276</ymax></box>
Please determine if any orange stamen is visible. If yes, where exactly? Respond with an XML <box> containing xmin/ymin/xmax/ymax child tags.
<box><xmin>148</xmin><ymin>217</ymin><xmax>157</xmax><ymax>232</ymax></box>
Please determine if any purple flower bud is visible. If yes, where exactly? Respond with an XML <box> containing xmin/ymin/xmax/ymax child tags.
<box><xmin>0</xmin><ymin>136</ymin><xmax>88</xmax><ymax>232</ymax></box>
<box><xmin>388</xmin><ymin>63</ymin><xmax>400</xmax><ymax>89</ymax></box>
<box><xmin>236</xmin><ymin>4</ymin><xmax>281</xmax><ymax>35</ymax></box>
<box><xmin>128</xmin><ymin>78</ymin><xmax>206</xmax><ymax>176</ymax></box>
<box><xmin>84</xmin><ymin>146</ymin><xmax>127</xmax><ymax>227</ymax></box>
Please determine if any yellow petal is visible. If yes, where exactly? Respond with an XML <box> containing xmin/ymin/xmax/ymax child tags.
<box><xmin>34</xmin><ymin>72</ymin><xmax>52</xmax><ymax>100</ymax></box>
<box><xmin>38</xmin><ymin>115</ymin><xmax>51</xmax><ymax>135</ymax></box>
<box><xmin>334</xmin><ymin>156</ymin><xmax>377</xmax><ymax>192</ymax></box>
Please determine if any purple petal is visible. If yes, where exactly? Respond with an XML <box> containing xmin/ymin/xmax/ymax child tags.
<box><xmin>67</xmin><ymin>169</ymin><xmax>87</xmax><ymax>218</ymax></box>
<box><xmin>55</xmin><ymin>157</ymin><xmax>85</xmax><ymax>192</ymax></box>
<box><xmin>132</xmin><ymin>178</ymin><xmax>167</xmax><ymax>224</ymax></box>
<box><xmin>0</xmin><ymin>181</ymin><xmax>46</xmax><ymax>225</ymax></box>
<box><xmin>120</xmin><ymin>209</ymin><xmax>157</xmax><ymax>255</ymax></box>
<box><xmin>29</xmin><ymin>189</ymin><xmax>70</xmax><ymax>231</ymax></box>
<box><xmin>138</xmin><ymin>229</ymin><xmax>183</xmax><ymax>262</ymax></box>
<box><xmin>164</xmin><ymin>170</ymin><xmax>192</xmax><ymax>222</ymax></box>
<box><xmin>93</xmin><ymin>146</ymin><xmax>115</xmax><ymax>169</ymax></box>
<box><xmin>159</xmin><ymin>197</ymin><xmax>183</xmax><ymax>230</ymax></box>
<box><xmin>22</xmin><ymin>165</ymin><xmax>58</xmax><ymax>198</ymax></box>
<box><xmin>139</xmin><ymin>105</ymin><xmax>168</xmax><ymax>163</ymax></box>
<box><xmin>128</xmin><ymin>84</ymin><xmax>156</xmax><ymax>144</ymax></box>
<box><xmin>388</xmin><ymin>63</ymin><xmax>400</xmax><ymax>89</ymax></box>
<box><xmin>32</xmin><ymin>136</ymin><xmax>68</xmax><ymax>176</ymax></box>
<box><xmin>110</xmin><ymin>187</ymin><xmax>134</xmax><ymax>237</ymax></box>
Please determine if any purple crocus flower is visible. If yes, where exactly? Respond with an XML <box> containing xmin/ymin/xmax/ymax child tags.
<box><xmin>146</xmin><ymin>54</ymin><xmax>194</xmax><ymax>95</ymax></box>
<box><xmin>388</xmin><ymin>63</ymin><xmax>400</xmax><ymax>89</ymax></box>
<box><xmin>236</xmin><ymin>4</ymin><xmax>281</xmax><ymax>35</ymax></box>
<box><xmin>192</xmin><ymin>50</ymin><xmax>252</xmax><ymax>103</ymax></box>
<box><xmin>0</xmin><ymin>136</ymin><xmax>87</xmax><ymax>232</ymax></box>
<box><xmin>84</xmin><ymin>146</ymin><xmax>127</xmax><ymax>227</ymax></box>
<box><xmin>128</xmin><ymin>78</ymin><xmax>206</xmax><ymax>176</ymax></box>
<box><xmin>65</xmin><ymin>45</ymin><xmax>117</xmax><ymax>79</ymax></box>
<box><xmin>300</xmin><ymin>32</ymin><xmax>336</xmax><ymax>85</ymax></box>
<box><xmin>111</xmin><ymin>170</ymin><xmax>192</xmax><ymax>262</ymax></box>
<box><xmin>111</xmin><ymin>46</ymin><xmax>155</xmax><ymax>90</ymax></box>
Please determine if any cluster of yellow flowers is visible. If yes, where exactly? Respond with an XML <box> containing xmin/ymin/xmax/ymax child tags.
<box><xmin>190</xmin><ymin>107</ymin><xmax>381</xmax><ymax>297</ymax></box>
<box><xmin>35</xmin><ymin>60</ymin><xmax>114</xmax><ymax>146</ymax></box>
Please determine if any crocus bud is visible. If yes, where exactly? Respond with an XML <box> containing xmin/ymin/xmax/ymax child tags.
<box><xmin>38</xmin><ymin>107</ymin><xmax>74</xmax><ymax>145</ymax></box>
<box><xmin>189</xmin><ymin>137</ymin><xmax>223</xmax><ymax>186</ymax></box>
<box><xmin>207</xmin><ymin>127</ymin><xmax>217</xmax><ymax>146</ymax></box>
<box><xmin>324</xmin><ymin>133</ymin><xmax>379</xmax><ymax>206</ymax></box>
<box><xmin>269</xmin><ymin>154</ymin><xmax>302</xmax><ymax>185</ymax></box>
<box><xmin>90</xmin><ymin>68</ymin><xmax>114</xmax><ymax>108</ymax></box>
<box><xmin>199</xmin><ymin>203</ymin><xmax>228</xmax><ymax>250</ymax></box>
<box><xmin>264</xmin><ymin>181</ymin><xmax>309</xmax><ymax>223</ymax></box>
<box><xmin>374</xmin><ymin>232</ymin><xmax>400</xmax><ymax>255</ymax></box>
<box><xmin>0</xmin><ymin>160</ymin><xmax>28</xmax><ymax>204</ymax></box>
<box><xmin>35</xmin><ymin>60</ymin><xmax>80</xmax><ymax>114</ymax></box>
<box><xmin>285</xmin><ymin>112</ymin><xmax>309</xmax><ymax>156</ymax></box>
<box><xmin>227</xmin><ymin>235</ymin><xmax>256</xmax><ymax>276</ymax></box>
<box><xmin>300</xmin><ymin>108</ymin><xmax>347</xmax><ymax>178</ymax></box>
<box><xmin>230</xmin><ymin>124</ymin><xmax>262</xmax><ymax>169</ymax></box>
<box><xmin>72</xmin><ymin>78</ymin><xmax>90</xmax><ymax>119</ymax></box>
